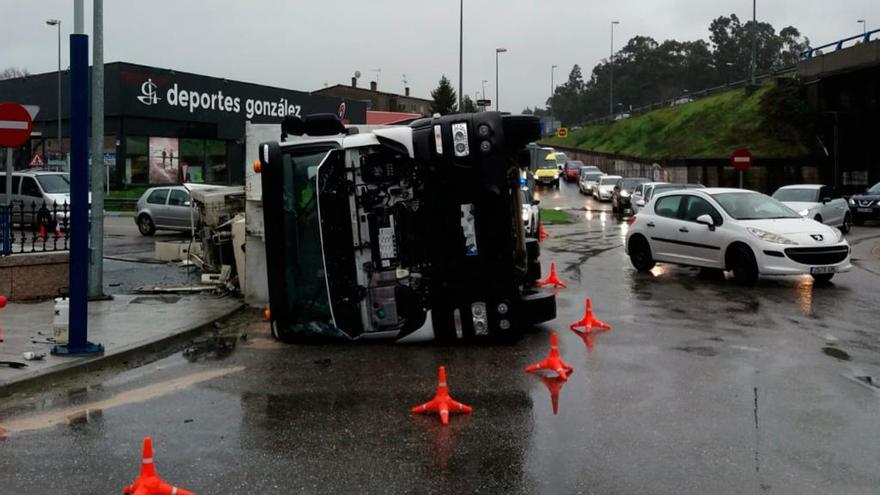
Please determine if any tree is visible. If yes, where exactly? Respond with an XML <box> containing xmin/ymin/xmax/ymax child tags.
<box><xmin>461</xmin><ymin>94</ymin><xmax>477</xmax><ymax>113</ymax></box>
<box><xmin>430</xmin><ymin>76</ymin><xmax>457</xmax><ymax>115</ymax></box>
<box><xmin>522</xmin><ymin>107</ymin><xmax>534</xmax><ymax>115</ymax></box>
<box><xmin>0</xmin><ymin>67</ymin><xmax>29</xmax><ymax>80</ymax></box>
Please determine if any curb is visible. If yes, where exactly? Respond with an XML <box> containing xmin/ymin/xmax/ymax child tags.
<box><xmin>0</xmin><ymin>301</ymin><xmax>245</xmax><ymax>397</ymax></box>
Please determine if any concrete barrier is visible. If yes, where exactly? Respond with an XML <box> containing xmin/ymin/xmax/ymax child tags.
<box><xmin>0</xmin><ymin>252</ymin><xmax>69</xmax><ymax>301</ymax></box>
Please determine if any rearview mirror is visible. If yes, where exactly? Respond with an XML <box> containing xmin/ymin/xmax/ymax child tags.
<box><xmin>696</xmin><ymin>214</ymin><xmax>715</xmax><ymax>231</ymax></box>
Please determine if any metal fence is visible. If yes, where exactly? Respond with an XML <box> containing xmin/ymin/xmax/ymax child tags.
<box><xmin>0</xmin><ymin>201</ymin><xmax>70</xmax><ymax>256</ymax></box>
<box><xmin>800</xmin><ymin>29</ymin><xmax>879</xmax><ymax>59</ymax></box>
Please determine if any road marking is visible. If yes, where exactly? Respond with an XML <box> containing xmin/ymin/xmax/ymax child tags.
<box><xmin>0</xmin><ymin>366</ymin><xmax>244</xmax><ymax>435</ymax></box>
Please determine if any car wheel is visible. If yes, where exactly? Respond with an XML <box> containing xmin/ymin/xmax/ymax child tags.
<box><xmin>841</xmin><ymin>213</ymin><xmax>852</xmax><ymax>233</ymax></box>
<box><xmin>628</xmin><ymin>236</ymin><xmax>655</xmax><ymax>272</ymax></box>
<box><xmin>137</xmin><ymin>214</ymin><xmax>156</xmax><ymax>236</ymax></box>
<box><xmin>811</xmin><ymin>273</ymin><xmax>834</xmax><ymax>284</ymax></box>
<box><xmin>727</xmin><ymin>244</ymin><xmax>758</xmax><ymax>286</ymax></box>
<box><xmin>853</xmin><ymin>215</ymin><xmax>865</xmax><ymax>226</ymax></box>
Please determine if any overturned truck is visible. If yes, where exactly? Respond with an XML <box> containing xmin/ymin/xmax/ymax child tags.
<box><xmin>257</xmin><ymin>112</ymin><xmax>555</xmax><ymax>342</ymax></box>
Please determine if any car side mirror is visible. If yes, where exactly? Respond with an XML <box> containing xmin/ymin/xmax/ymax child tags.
<box><xmin>531</xmin><ymin>199</ymin><xmax>540</xmax><ymax>206</ymax></box>
<box><xmin>636</xmin><ymin>199</ymin><xmax>645</xmax><ymax>207</ymax></box>
<box><xmin>821</xmin><ymin>197</ymin><xmax>831</xmax><ymax>204</ymax></box>
<box><xmin>696</xmin><ymin>214</ymin><xmax>715</xmax><ymax>231</ymax></box>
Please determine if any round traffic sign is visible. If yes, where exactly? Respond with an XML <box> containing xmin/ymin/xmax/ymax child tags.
<box><xmin>730</xmin><ymin>148</ymin><xmax>752</xmax><ymax>172</ymax></box>
<box><xmin>0</xmin><ymin>102</ymin><xmax>33</xmax><ymax>148</ymax></box>
<box><xmin>557</xmin><ymin>127</ymin><xmax>569</xmax><ymax>138</ymax></box>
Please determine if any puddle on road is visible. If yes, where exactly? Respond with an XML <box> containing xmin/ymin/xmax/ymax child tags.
<box><xmin>0</xmin><ymin>366</ymin><xmax>244</xmax><ymax>435</ymax></box>
<box><xmin>130</xmin><ymin>295</ymin><xmax>181</xmax><ymax>305</ymax></box>
<box><xmin>673</xmin><ymin>345</ymin><xmax>719</xmax><ymax>357</ymax></box>
<box><xmin>821</xmin><ymin>346</ymin><xmax>851</xmax><ymax>361</ymax></box>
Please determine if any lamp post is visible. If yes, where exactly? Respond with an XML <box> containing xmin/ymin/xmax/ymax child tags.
<box><xmin>46</xmin><ymin>19</ymin><xmax>62</xmax><ymax>169</ymax></box>
<box><xmin>610</xmin><ymin>21</ymin><xmax>619</xmax><ymax>119</ymax></box>
<box><xmin>459</xmin><ymin>0</ymin><xmax>463</xmax><ymax>111</ymax></box>
<box><xmin>495</xmin><ymin>48</ymin><xmax>507</xmax><ymax>112</ymax></box>
<box><xmin>858</xmin><ymin>19</ymin><xmax>866</xmax><ymax>36</ymax></box>
<box><xmin>750</xmin><ymin>0</ymin><xmax>757</xmax><ymax>86</ymax></box>
<box><xmin>551</xmin><ymin>64</ymin><xmax>558</xmax><ymax>101</ymax></box>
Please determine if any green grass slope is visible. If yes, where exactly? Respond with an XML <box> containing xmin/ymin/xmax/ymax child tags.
<box><xmin>543</xmin><ymin>84</ymin><xmax>809</xmax><ymax>160</ymax></box>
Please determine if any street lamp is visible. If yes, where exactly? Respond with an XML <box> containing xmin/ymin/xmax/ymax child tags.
<box><xmin>551</xmin><ymin>64</ymin><xmax>558</xmax><ymax>101</ymax></box>
<box><xmin>858</xmin><ymin>19</ymin><xmax>867</xmax><ymax>36</ymax></box>
<box><xmin>459</xmin><ymin>0</ymin><xmax>464</xmax><ymax>110</ymax></box>
<box><xmin>610</xmin><ymin>21</ymin><xmax>619</xmax><ymax>118</ymax></box>
<box><xmin>495</xmin><ymin>48</ymin><xmax>507</xmax><ymax>112</ymax></box>
<box><xmin>46</xmin><ymin>19</ymin><xmax>62</xmax><ymax>167</ymax></box>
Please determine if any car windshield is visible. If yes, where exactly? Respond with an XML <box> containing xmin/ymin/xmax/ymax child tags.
<box><xmin>35</xmin><ymin>174</ymin><xmax>70</xmax><ymax>194</ymax></box>
<box><xmin>568</xmin><ymin>161</ymin><xmax>583</xmax><ymax>169</ymax></box>
<box><xmin>866</xmin><ymin>182</ymin><xmax>880</xmax><ymax>194</ymax></box>
<box><xmin>711</xmin><ymin>192</ymin><xmax>801</xmax><ymax>220</ymax></box>
<box><xmin>599</xmin><ymin>177</ymin><xmax>620</xmax><ymax>185</ymax></box>
<box><xmin>772</xmin><ymin>188</ymin><xmax>818</xmax><ymax>203</ymax></box>
<box><xmin>583</xmin><ymin>173</ymin><xmax>603</xmax><ymax>181</ymax></box>
<box><xmin>539</xmin><ymin>159</ymin><xmax>557</xmax><ymax>170</ymax></box>
<box><xmin>620</xmin><ymin>178</ymin><xmax>646</xmax><ymax>190</ymax></box>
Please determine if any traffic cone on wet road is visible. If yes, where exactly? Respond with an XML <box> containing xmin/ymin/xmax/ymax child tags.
<box><xmin>411</xmin><ymin>366</ymin><xmax>473</xmax><ymax>426</ymax></box>
<box><xmin>536</xmin><ymin>262</ymin><xmax>567</xmax><ymax>288</ymax></box>
<box><xmin>525</xmin><ymin>331</ymin><xmax>574</xmax><ymax>380</ymax></box>
<box><xmin>539</xmin><ymin>225</ymin><xmax>550</xmax><ymax>241</ymax></box>
<box><xmin>569</xmin><ymin>297</ymin><xmax>611</xmax><ymax>333</ymax></box>
<box><xmin>536</xmin><ymin>372</ymin><xmax>572</xmax><ymax>415</ymax></box>
<box><xmin>0</xmin><ymin>295</ymin><xmax>6</xmax><ymax>343</ymax></box>
<box><xmin>123</xmin><ymin>436</ymin><xmax>195</xmax><ymax>495</ymax></box>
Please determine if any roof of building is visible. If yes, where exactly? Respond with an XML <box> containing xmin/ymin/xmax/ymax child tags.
<box><xmin>313</xmin><ymin>84</ymin><xmax>433</xmax><ymax>104</ymax></box>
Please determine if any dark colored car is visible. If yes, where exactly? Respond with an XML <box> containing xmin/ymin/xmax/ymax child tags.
<box><xmin>563</xmin><ymin>160</ymin><xmax>584</xmax><ymax>182</ymax></box>
<box><xmin>612</xmin><ymin>177</ymin><xmax>650</xmax><ymax>214</ymax></box>
<box><xmin>849</xmin><ymin>181</ymin><xmax>880</xmax><ymax>225</ymax></box>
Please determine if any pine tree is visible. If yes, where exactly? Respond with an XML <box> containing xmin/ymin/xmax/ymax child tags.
<box><xmin>461</xmin><ymin>95</ymin><xmax>477</xmax><ymax>113</ymax></box>
<box><xmin>430</xmin><ymin>76</ymin><xmax>458</xmax><ymax>115</ymax></box>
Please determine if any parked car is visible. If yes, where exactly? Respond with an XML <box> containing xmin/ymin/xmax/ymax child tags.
<box><xmin>632</xmin><ymin>183</ymin><xmax>705</xmax><ymax>214</ymax></box>
<box><xmin>594</xmin><ymin>175</ymin><xmax>622</xmax><ymax>201</ymax></box>
<box><xmin>772</xmin><ymin>184</ymin><xmax>851</xmax><ymax>233</ymax></box>
<box><xmin>535</xmin><ymin>152</ymin><xmax>561</xmax><ymax>188</ymax></box>
<box><xmin>847</xmin><ymin>181</ymin><xmax>880</xmax><ymax>226</ymax></box>
<box><xmin>135</xmin><ymin>185</ymin><xmax>197</xmax><ymax>236</ymax></box>
<box><xmin>611</xmin><ymin>177</ymin><xmax>650</xmax><ymax>213</ymax></box>
<box><xmin>521</xmin><ymin>187</ymin><xmax>540</xmax><ymax>238</ymax></box>
<box><xmin>626</xmin><ymin>188</ymin><xmax>851</xmax><ymax>285</ymax></box>
<box><xmin>563</xmin><ymin>160</ymin><xmax>584</xmax><ymax>182</ymax></box>
<box><xmin>0</xmin><ymin>171</ymin><xmax>72</xmax><ymax>226</ymax></box>
<box><xmin>578</xmin><ymin>170</ymin><xmax>604</xmax><ymax>196</ymax></box>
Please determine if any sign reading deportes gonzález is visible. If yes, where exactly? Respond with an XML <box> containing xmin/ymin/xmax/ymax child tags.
<box><xmin>118</xmin><ymin>65</ymin><xmax>366</xmax><ymax>126</ymax></box>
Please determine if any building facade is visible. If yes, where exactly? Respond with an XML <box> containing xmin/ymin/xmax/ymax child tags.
<box><xmin>0</xmin><ymin>62</ymin><xmax>367</xmax><ymax>187</ymax></box>
<box><xmin>313</xmin><ymin>79</ymin><xmax>433</xmax><ymax>116</ymax></box>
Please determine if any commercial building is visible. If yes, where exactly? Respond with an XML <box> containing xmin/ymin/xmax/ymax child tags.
<box><xmin>313</xmin><ymin>78</ymin><xmax>433</xmax><ymax>117</ymax></box>
<box><xmin>0</xmin><ymin>62</ymin><xmax>367</xmax><ymax>187</ymax></box>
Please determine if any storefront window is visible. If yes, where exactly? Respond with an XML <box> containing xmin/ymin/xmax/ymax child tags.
<box><xmin>205</xmin><ymin>140</ymin><xmax>227</xmax><ymax>184</ymax></box>
<box><xmin>126</xmin><ymin>137</ymin><xmax>149</xmax><ymax>184</ymax></box>
<box><xmin>180</xmin><ymin>139</ymin><xmax>205</xmax><ymax>183</ymax></box>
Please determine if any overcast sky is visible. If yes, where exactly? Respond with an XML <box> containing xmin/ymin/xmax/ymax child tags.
<box><xmin>2</xmin><ymin>0</ymin><xmax>879</xmax><ymax>113</ymax></box>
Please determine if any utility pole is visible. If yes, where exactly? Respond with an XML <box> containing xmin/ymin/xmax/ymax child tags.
<box><xmin>459</xmin><ymin>0</ymin><xmax>463</xmax><ymax>111</ymax></box>
<box><xmin>610</xmin><ymin>21</ymin><xmax>619</xmax><ymax>119</ymax></box>
<box><xmin>45</xmin><ymin>19</ymin><xmax>62</xmax><ymax>170</ymax></box>
<box><xmin>551</xmin><ymin>64</ymin><xmax>557</xmax><ymax>102</ymax></box>
<box><xmin>750</xmin><ymin>0</ymin><xmax>757</xmax><ymax>86</ymax></box>
<box><xmin>858</xmin><ymin>19</ymin><xmax>866</xmax><ymax>36</ymax></box>
<box><xmin>495</xmin><ymin>48</ymin><xmax>507</xmax><ymax>112</ymax></box>
<box><xmin>89</xmin><ymin>0</ymin><xmax>106</xmax><ymax>300</ymax></box>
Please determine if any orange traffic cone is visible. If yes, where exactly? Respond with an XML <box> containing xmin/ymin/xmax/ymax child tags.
<box><xmin>569</xmin><ymin>297</ymin><xmax>611</xmax><ymax>333</ymax></box>
<box><xmin>536</xmin><ymin>262</ymin><xmax>567</xmax><ymax>288</ymax></box>
<box><xmin>411</xmin><ymin>366</ymin><xmax>473</xmax><ymax>426</ymax></box>
<box><xmin>38</xmin><ymin>224</ymin><xmax>47</xmax><ymax>238</ymax></box>
<box><xmin>536</xmin><ymin>371</ymin><xmax>572</xmax><ymax>415</ymax></box>
<box><xmin>539</xmin><ymin>225</ymin><xmax>550</xmax><ymax>241</ymax></box>
<box><xmin>123</xmin><ymin>437</ymin><xmax>196</xmax><ymax>495</ymax></box>
<box><xmin>0</xmin><ymin>295</ymin><xmax>6</xmax><ymax>343</ymax></box>
<box><xmin>525</xmin><ymin>331</ymin><xmax>574</xmax><ymax>380</ymax></box>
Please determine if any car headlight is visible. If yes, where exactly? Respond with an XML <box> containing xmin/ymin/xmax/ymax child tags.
<box><xmin>798</xmin><ymin>208</ymin><xmax>810</xmax><ymax>216</ymax></box>
<box><xmin>747</xmin><ymin>227</ymin><xmax>798</xmax><ymax>245</ymax></box>
<box><xmin>848</xmin><ymin>198</ymin><xmax>855</xmax><ymax>206</ymax></box>
<box><xmin>834</xmin><ymin>228</ymin><xmax>844</xmax><ymax>243</ymax></box>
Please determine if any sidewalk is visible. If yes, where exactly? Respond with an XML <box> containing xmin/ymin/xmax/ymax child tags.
<box><xmin>0</xmin><ymin>294</ymin><xmax>242</xmax><ymax>392</ymax></box>
<box><xmin>848</xmin><ymin>229</ymin><xmax>880</xmax><ymax>276</ymax></box>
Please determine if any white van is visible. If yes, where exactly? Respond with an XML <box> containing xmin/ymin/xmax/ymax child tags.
<box><xmin>0</xmin><ymin>171</ymin><xmax>71</xmax><ymax>225</ymax></box>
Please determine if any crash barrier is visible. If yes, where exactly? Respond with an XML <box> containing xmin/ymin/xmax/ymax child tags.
<box><xmin>800</xmin><ymin>29</ymin><xmax>880</xmax><ymax>59</ymax></box>
<box><xmin>0</xmin><ymin>201</ymin><xmax>70</xmax><ymax>256</ymax></box>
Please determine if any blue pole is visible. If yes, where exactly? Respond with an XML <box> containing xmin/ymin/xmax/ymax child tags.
<box><xmin>52</xmin><ymin>33</ymin><xmax>103</xmax><ymax>356</ymax></box>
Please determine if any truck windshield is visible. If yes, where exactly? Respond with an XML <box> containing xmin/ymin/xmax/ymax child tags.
<box><xmin>278</xmin><ymin>148</ymin><xmax>333</xmax><ymax>329</ymax></box>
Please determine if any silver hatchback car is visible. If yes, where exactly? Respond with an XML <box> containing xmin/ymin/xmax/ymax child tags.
<box><xmin>135</xmin><ymin>185</ymin><xmax>195</xmax><ymax>236</ymax></box>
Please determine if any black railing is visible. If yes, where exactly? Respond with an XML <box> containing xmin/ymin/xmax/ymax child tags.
<box><xmin>800</xmin><ymin>29</ymin><xmax>880</xmax><ymax>59</ymax></box>
<box><xmin>0</xmin><ymin>201</ymin><xmax>70</xmax><ymax>256</ymax></box>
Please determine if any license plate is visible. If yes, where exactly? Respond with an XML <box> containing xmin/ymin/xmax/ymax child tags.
<box><xmin>857</xmin><ymin>208</ymin><xmax>872</xmax><ymax>213</ymax></box>
<box><xmin>810</xmin><ymin>266</ymin><xmax>836</xmax><ymax>275</ymax></box>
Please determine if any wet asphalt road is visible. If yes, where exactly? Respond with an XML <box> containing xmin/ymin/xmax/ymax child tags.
<box><xmin>1</xmin><ymin>182</ymin><xmax>879</xmax><ymax>494</ymax></box>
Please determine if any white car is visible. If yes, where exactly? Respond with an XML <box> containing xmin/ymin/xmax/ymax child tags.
<box><xmin>771</xmin><ymin>184</ymin><xmax>852</xmax><ymax>233</ymax></box>
<box><xmin>625</xmin><ymin>188</ymin><xmax>851</xmax><ymax>285</ymax></box>
<box><xmin>632</xmin><ymin>182</ymin><xmax>704</xmax><ymax>214</ymax></box>
<box><xmin>594</xmin><ymin>175</ymin><xmax>622</xmax><ymax>202</ymax></box>
<box><xmin>521</xmin><ymin>188</ymin><xmax>540</xmax><ymax>237</ymax></box>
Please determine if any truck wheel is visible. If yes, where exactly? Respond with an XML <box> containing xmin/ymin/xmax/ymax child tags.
<box><xmin>518</xmin><ymin>289</ymin><xmax>556</xmax><ymax>326</ymax></box>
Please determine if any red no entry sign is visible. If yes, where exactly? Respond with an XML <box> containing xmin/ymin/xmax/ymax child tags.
<box><xmin>730</xmin><ymin>148</ymin><xmax>752</xmax><ymax>172</ymax></box>
<box><xmin>0</xmin><ymin>103</ymin><xmax>33</xmax><ymax>148</ymax></box>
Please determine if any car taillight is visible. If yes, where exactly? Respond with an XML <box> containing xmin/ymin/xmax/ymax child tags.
<box><xmin>626</xmin><ymin>215</ymin><xmax>637</xmax><ymax>225</ymax></box>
